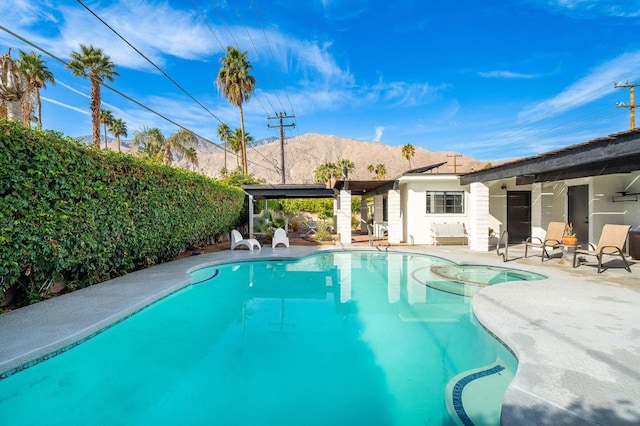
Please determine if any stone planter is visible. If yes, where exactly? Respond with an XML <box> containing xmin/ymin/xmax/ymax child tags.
<box><xmin>48</xmin><ymin>279</ymin><xmax>67</xmax><ymax>294</ymax></box>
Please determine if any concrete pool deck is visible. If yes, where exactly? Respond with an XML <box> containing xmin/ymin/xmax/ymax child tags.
<box><xmin>0</xmin><ymin>244</ymin><xmax>639</xmax><ymax>425</ymax></box>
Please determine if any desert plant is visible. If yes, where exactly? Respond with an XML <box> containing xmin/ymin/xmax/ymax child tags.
<box><xmin>313</xmin><ymin>221</ymin><xmax>334</xmax><ymax>242</ymax></box>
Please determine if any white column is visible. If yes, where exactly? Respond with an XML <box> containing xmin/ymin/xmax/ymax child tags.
<box><xmin>387</xmin><ymin>253</ymin><xmax>401</xmax><ymax>303</ymax></box>
<box><xmin>469</xmin><ymin>182</ymin><xmax>489</xmax><ymax>252</ymax></box>
<box><xmin>531</xmin><ymin>183</ymin><xmax>544</xmax><ymax>241</ymax></box>
<box><xmin>335</xmin><ymin>252</ymin><xmax>352</xmax><ymax>303</ymax></box>
<box><xmin>338</xmin><ymin>189</ymin><xmax>352</xmax><ymax>244</ymax></box>
<box><xmin>333</xmin><ymin>197</ymin><xmax>338</xmax><ymax>234</ymax></box>
<box><xmin>360</xmin><ymin>197</ymin><xmax>369</xmax><ymax>232</ymax></box>
<box><xmin>387</xmin><ymin>190</ymin><xmax>402</xmax><ymax>244</ymax></box>
<box><xmin>407</xmin><ymin>258</ymin><xmax>426</xmax><ymax>304</ymax></box>
<box><xmin>248</xmin><ymin>194</ymin><xmax>254</xmax><ymax>237</ymax></box>
<box><xmin>374</xmin><ymin>195</ymin><xmax>384</xmax><ymax>237</ymax></box>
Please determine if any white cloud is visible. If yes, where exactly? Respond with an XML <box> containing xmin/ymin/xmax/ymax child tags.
<box><xmin>373</xmin><ymin>126</ymin><xmax>385</xmax><ymax>142</ymax></box>
<box><xmin>0</xmin><ymin>0</ymin><xmax>58</xmax><ymax>27</ymax></box>
<box><xmin>55</xmin><ymin>1</ymin><xmax>218</xmax><ymax>69</ymax></box>
<box><xmin>41</xmin><ymin>96</ymin><xmax>90</xmax><ymax>115</ymax></box>
<box><xmin>533</xmin><ymin>0</ymin><xmax>640</xmax><ymax>18</ymax></box>
<box><xmin>56</xmin><ymin>80</ymin><xmax>89</xmax><ymax>99</ymax></box>
<box><xmin>518</xmin><ymin>51</ymin><xmax>640</xmax><ymax>123</ymax></box>
<box><xmin>479</xmin><ymin>70</ymin><xmax>539</xmax><ymax>79</ymax></box>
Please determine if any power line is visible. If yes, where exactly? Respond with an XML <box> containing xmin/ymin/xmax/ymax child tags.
<box><xmin>249</xmin><ymin>0</ymin><xmax>296</xmax><ymax>114</ymax></box>
<box><xmin>0</xmin><ymin>23</ymin><xmax>278</xmax><ymax>174</ymax></box>
<box><xmin>446</xmin><ymin>153</ymin><xmax>462</xmax><ymax>173</ymax></box>
<box><xmin>614</xmin><ymin>81</ymin><xmax>639</xmax><ymax>129</ymax></box>
<box><xmin>76</xmin><ymin>0</ymin><xmax>224</xmax><ymax>125</ymax></box>
<box><xmin>229</xmin><ymin>0</ymin><xmax>286</xmax><ymax>113</ymax></box>
<box><xmin>192</xmin><ymin>0</ymin><xmax>275</xmax><ymax>116</ymax></box>
<box><xmin>268</xmin><ymin>112</ymin><xmax>296</xmax><ymax>183</ymax></box>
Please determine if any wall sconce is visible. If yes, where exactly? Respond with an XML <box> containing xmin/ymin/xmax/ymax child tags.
<box><xmin>501</xmin><ymin>184</ymin><xmax>507</xmax><ymax>191</ymax></box>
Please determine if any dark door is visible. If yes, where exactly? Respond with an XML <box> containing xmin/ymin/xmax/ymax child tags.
<box><xmin>568</xmin><ymin>185</ymin><xmax>589</xmax><ymax>241</ymax></box>
<box><xmin>507</xmin><ymin>191</ymin><xmax>531</xmax><ymax>244</ymax></box>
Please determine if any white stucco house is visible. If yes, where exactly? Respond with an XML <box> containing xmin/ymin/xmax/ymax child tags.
<box><xmin>332</xmin><ymin>128</ymin><xmax>640</xmax><ymax>258</ymax></box>
<box><xmin>243</xmin><ymin>128</ymin><xmax>640</xmax><ymax>260</ymax></box>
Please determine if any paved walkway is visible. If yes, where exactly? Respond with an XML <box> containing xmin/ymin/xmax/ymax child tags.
<box><xmin>1</xmin><ymin>243</ymin><xmax>639</xmax><ymax>425</ymax></box>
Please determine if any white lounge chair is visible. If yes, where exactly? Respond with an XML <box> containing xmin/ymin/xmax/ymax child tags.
<box><xmin>272</xmin><ymin>227</ymin><xmax>290</xmax><ymax>248</ymax></box>
<box><xmin>231</xmin><ymin>230</ymin><xmax>261</xmax><ymax>251</ymax></box>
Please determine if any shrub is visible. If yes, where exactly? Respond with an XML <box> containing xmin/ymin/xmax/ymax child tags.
<box><xmin>0</xmin><ymin>119</ymin><xmax>244</xmax><ymax>307</ymax></box>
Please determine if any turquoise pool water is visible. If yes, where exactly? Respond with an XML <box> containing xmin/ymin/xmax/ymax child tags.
<box><xmin>428</xmin><ymin>264</ymin><xmax>546</xmax><ymax>296</ymax></box>
<box><xmin>0</xmin><ymin>251</ymin><xmax>520</xmax><ymax>425</ymax></box>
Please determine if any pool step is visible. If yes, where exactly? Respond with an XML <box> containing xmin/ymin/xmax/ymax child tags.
<box><xmin>445</xmin><ymin>360</ymin><xmax>514</xmax><ymax>426</ymax></box>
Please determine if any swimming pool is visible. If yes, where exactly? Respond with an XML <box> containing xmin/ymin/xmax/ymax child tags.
<box><xmin>0</xmin><ymin>251</ymin><xmax>521</xmax><ymax>425</ymax></box>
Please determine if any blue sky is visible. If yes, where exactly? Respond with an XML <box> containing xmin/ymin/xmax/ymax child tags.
<box><xmin>1</xmin><ymin>0</ymin><xmax>639</xmax><ymax>160</ymax></box>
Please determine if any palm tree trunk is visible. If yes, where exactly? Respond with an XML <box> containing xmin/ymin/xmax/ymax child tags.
<box><xmin>22</xmin><ymin>92</ymin><xmax>31</xmax><ymax>127</ymax></box>
<box><xmin>116</xmin><ymin>135</ymin><xmax>121</xmax><ymax>152</ymax></box>
<box><xmin>36</xmin><ymin>89</ymin><xmax>42</xmax><ymax>128</ymax></box>
<box><xmin>165</xmin><ymin>144</ymin><xmax>172</xmax><ymax>166</ymax></box>
<box><xmin>6</xmin><ymin>100</ymin><xmax>22</xmax><ymax>122</ymax></box>
<box><xmin>103</xmin><ymin>123</ymin><xmax>108</xmax><ymax>149</ymax></box>
<box><xmin>239</xmin><ymin>105</ymin><xmax>248</xmax><ymax>174</ymax></box>
<box><xmin>90</xmin><ymin>76</ymin><xmax>101</xmax><ymax>148</ymax></box>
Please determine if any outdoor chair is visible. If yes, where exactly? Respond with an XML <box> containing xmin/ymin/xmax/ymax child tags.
<box><xmin>572</xmin><ymin>224</ymin><xmax>631</xmax><ymax>273</ymax></box>
<box><xmin>272</xmin><ymin>227</ymin><xmax>290</xmax><ymax>248</ymax></box>
<box><xmin>230</xmin><ymin>230</ymin><xmax>261</xmax><ymax>251</ymax></box>
<box><xmin>301</xmin><ymin>221</ymin><xmax>318</xmax><ymax>236</ymax></box>
<box><xmin>524</xmin><ymin>221</ymin><xmax>567</xmax><ymax>261</ymax></box>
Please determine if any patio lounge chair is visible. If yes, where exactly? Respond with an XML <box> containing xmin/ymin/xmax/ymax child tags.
<box><xmin>231</xmin><ymin>230</ymin><xmax>261</xmax><ymax>251</ymax></box>
<box><xmin>272</xmin><ymin>227</ymin><xmax>290</xmax><ymax>248</ymax></box>
<box><xmin>301</xmin><ymin>221</ymin><xmax>317</xmax><ymax>236</ymax></box>
<box><xmin>572</xmin><ymin>224</ymin><xmax>631</xmax><ymax>273</ymax></box>
<box><xmin>524</xmin><ymin>221</ymin><xmax>567</xmax><ymax>261</ymax></box>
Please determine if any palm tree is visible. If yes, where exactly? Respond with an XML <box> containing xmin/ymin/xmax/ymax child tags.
<box><xmin>133</xmin><ymin>127</ymin><xmax>198</xmax><ymax>168</ymax></box>
<box><xmin>100</xmin><ymin>109</ymin><xmax>114</xmax><ymax>149</ymax></box>
<box><xmin>66</xmin><ymin>45</ymin><xmax>119</xmax><ymax>148</ymax></box>
<box><xmin>401</xmin><ymin>143</ymin><xmax>416</xmax><ymax>170</ymax></box>
<box><xmin>0</xmin><ymin>48</ymin><xmax>26</xmax><ymax>123</ymax></box>
<box><xmin>215</xmin><ymin>46</ymin><xmax>255</xmax><ymax>174</ymax></box>
<box><xmin>229</xmin><ymin>128</ymin><xmax>253</xmax><ymax>169</ymax></box>
<box><xmin>133</xmin><ymin>126</ymin><xmax>164</xmax><ymax>162</ymax></box>
<box><xmin>17</xmin><ymin>50</ymin><xmax>54</xmax><ymax>128</ymax></box>
<box><xmin>109</xmin><ymin>118</ymin><xmax>127</xmax><ymax>152</ymax></box>
<box><xmin>165</xmin><ymin>129</ymin><xmax>198</xmax><ymax>167</ymax></box>
<box><xmin>368</xmin><ymin>163</ymin><xmax>387</xmax><ymax>180</ymax></box>
<box><xmin>336</xmin><ymin>158</ymin><xmax>355</xmax><ymax>179</ymax></box>
<box><xmin>217</xmin><ymin>123</ymin><xmax>231</xmax><ymax>172</ymax></box>
<box><xmin>375</xmin><ymin>163</ymin><xmax>387</xmax><ymax>180</ymax></box>
<box><xmin>314</xmin><ymin>162</ymin><xmax>339</xmax><ymax>186</ymax></box>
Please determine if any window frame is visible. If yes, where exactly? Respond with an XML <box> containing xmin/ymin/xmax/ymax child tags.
<box><xmin>425</xmin><ymin>190</ymin><xmax>465</xmax><ymax>214</ymax></box>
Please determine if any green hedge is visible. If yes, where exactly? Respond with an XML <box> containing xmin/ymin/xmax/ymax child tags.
<box><xmin>0</xmin><ymin>119</ymin><xmax>244</xmax><ymax>306</ymax></box>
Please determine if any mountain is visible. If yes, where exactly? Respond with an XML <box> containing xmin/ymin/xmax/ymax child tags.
<box><xmin>79</xmin><ymin>132</ymin><xmax>491</xmax><ymax>183</ymax></box>
<box><xmin>193</xmin><ymin>133</ymin><xmax>490</xmax><ymax>183</ymax></box>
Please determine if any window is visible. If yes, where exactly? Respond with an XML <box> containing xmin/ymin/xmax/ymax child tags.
<box><xmin>426</xmin><ymin>191</ymin><xmax>464</xmax><ymax>214</ymax></box>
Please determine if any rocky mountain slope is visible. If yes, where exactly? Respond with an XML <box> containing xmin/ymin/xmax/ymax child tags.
<box><xmin>190</xmin><ymin>133</ymin><xmax>490</xmax><ymax>183</ymax></box>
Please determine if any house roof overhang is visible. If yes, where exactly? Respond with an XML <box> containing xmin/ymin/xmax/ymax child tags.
<box><xmin>333</xmin><ymin>180</ymin><xmax>396</xmax><ymax>196</ymax></box>
<box><xmin>241</xmin><ymin>184</ymin><xmax>336</xmax><ymax>200</ymax></box>
<box><xmin>460</xmin><ymin>129</ymin><xmax>640</xmax><ymax>185</ymax></box>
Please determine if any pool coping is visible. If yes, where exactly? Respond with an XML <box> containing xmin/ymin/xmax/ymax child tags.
<box><xmin>1</xmin><ymin>245</ymin><xmax>639</xmax><ymax>424</ymax></box>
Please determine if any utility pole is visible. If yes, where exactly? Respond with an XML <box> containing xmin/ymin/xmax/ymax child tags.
<box><xmin>447</xmin><ymin>154</ymin><xmax>463</xmax><ymax>174</ymax></box>
<box><xmin>614</xmin><ymin>82</ymin><xmax>639</xmax><ymax>129</ymax></box>
<box><xmin>267</xmin><ymin>112</ymin><xmax>296</xmax><ymax>184</ymax></box>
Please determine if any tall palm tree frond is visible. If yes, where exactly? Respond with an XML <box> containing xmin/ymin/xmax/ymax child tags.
<box><xmin>215</xmin><ymin>47</ymin><xmax>255</xmax><ymax>174</ymax></box>
<box><xmin>17</xmin><ymin>50</ymin><xmax>54</xmax><ymax>128</ymax></box>
<box><xmin>66</xmin><ymin>44</ymin><xmax>119</xmax><ymax>148</ymax></box>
